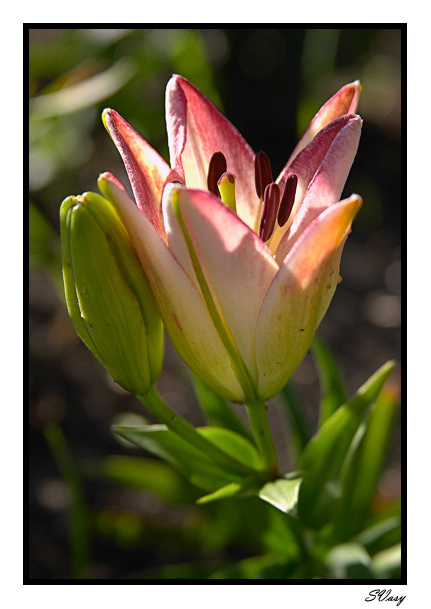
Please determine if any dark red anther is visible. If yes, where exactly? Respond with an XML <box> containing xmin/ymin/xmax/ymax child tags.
<box><xmin>207</xmin><ymin>152</ymin><xmax>227</xmax><ymax>197</ymax></box>
<box><xmin>259</xmin><ymin>183</ymin><xmax>280</xmax><ymax>242</ymax></box>
<box><xmin>255</xmin><ymin>151</ymin><xmax>273</xmax><ymax>199</ymax></box>
<box><xmin>277</xmin><ymin>174</ymin><xmax>298</xmax><ymax>227</ymax></box>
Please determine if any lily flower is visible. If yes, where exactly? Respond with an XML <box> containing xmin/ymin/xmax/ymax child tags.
<box><xmin>98</xmin><ymin>75</ymin><xmax>362</xmax><ymax>403</ymax></box>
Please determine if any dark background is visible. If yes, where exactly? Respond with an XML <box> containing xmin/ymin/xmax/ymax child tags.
<box><xmin>29</xmin><ymin>27</ymin><xmax>402</xmax><ymax>579</ymax></box>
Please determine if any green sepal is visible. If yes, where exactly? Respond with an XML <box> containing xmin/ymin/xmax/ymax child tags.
<box><xmin>298</xmin><ymin>361</ymin><xmax>395</xmax><ymax>526</ymax></box>
<box><xmin>60</xmin><ymin>192</ymin><xmax>163</xmax><ymax>395</ymax></box>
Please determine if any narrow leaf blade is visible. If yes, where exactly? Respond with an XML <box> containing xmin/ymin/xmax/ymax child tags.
<box><xmin>114</xmin><ymin>424</ymin><xmax>240</xmax><ymax>491</ymax></box>
<box><xmin>192</xmin><ymin>373</ymin><xmax>252</xmax><ymax>440</ymax></box>
<box><xmin>330</xmin><ymin>385</ymin><xmax>399</xmax><ymax>541</ymax></box>
<box><xmin>298</xmin><ymin>361</ymin><xmax>395</xmax><ymax>524</ymax></box>
<box><xmin>311</xmin><ymin>335</ymin><xmax>348</xmax><ymax>425</ymax></box>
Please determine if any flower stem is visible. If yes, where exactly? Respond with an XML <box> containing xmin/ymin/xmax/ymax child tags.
<box><xmin>246</xmin><ymin>398</ymin><xmax>279</xmax><ymax>477</ymax></box>
<box><xmin>138</xmin><ymin>386</ymin><xmax>255</xmax><ymax>476</ymax></box>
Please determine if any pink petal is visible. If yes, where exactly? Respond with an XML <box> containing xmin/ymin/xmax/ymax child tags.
<box><xmin>97</xmin><ymin>172</ymin><xmax>246</xmax><ymax>402</ymax></box>
<box><xmin>176</xmin><ymin>188</ymin><xmax>279</xmax><ymax>384</ymax></box>
<box><xmin>166</xmin><ymin>75</ymin><xmax>258</xmax><ymax>229</ymax></box>
<box><xmin>161</xmin><ymin>183</ymin><xmax>201</xmax><ymax>293</ymax></box>
<box><xmin>287</xmin><ymin>80</ymin><xmax>361</xmax><ymax>165</ymax></box>
<box><xmin>274</xmin><ymin>114</ymin><xmax>362</xmax><ymax>264</ymax></box>
<box><xmin>256</xmin><ymin>195</ymin><xmax>362</xmax><ymax>399</ymax></box>
<box><xmin>103</xmin><ymin>108</ymin><xmax>171</xmax><ymax>238</ymax></box>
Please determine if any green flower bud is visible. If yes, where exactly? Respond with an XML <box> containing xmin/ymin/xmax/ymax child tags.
<box><xmin>60</xmin><ymin>191</ymin><xmax>163</xmax><ymax>395</ymax></box>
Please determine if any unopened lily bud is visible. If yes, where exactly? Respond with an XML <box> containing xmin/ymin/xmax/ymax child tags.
<box><xmin>60</xmin><ymin>191</ymin><xmax>163</xmax><ymax>395</ymax></box>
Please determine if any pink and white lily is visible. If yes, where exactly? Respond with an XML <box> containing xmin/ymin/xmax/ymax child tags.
<box><xmin>98</xmin><ymin>75</ymin><xmax>362</xmax><ymax>403</ymax></box>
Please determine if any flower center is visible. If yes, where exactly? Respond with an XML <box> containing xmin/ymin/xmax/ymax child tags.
<box><xmin>206</xmin><ymin>151</ymin><xmax>297</xmax><ymax>244</ymax></box>
<box><xmin>254</xmin><ymin>151</ymin><xmax>298</xmax><ymax>242</ymax></box>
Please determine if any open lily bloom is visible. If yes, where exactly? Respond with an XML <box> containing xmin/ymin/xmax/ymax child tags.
<box><xmin>99</xmin><ymin>75</ymin><xmax>362</xmax><ymax>403</ymax></box>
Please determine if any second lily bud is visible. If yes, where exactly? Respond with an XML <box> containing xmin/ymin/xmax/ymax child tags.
<box><xmin>60</xmin><ymin>191</ymin><xmax>164</xmax><ymax>395</ymax></box>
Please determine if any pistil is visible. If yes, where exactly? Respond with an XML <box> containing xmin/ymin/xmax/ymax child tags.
<box><xmin>217</xmin><ymin>172</ymin><xmax>237</xmax><ymax>213</ymax></box>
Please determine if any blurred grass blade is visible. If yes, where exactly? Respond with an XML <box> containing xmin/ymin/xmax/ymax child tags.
<box><xmin>324</xmin><ymin>542</ymin><xmax>373</xmax><ymax>579</ymax></box>
<box><xmin>298</xmin><ymin>361</ymin><xmax>395</xmax><ymax>524</ymax></box>
<box><xmin>278</xmin><ymin>380</ymin><xmax>312</xmax><ymax>460</ymax></box>
<box><xmin>30</xmin><ymin>57</ymin><xmax>136</xmax><ymax>119</ymax></box>
<box><xmin>89</xmin><ymin>455</ymin><xmax>199</xmax><ymax>504</ymax></box>
<box><xmin>44</xmin><ymin>423</ymin><xmax>90</xmax><ymax>579</ymax></box>
<box><xmin>29</xmin><ymin>201</ymin><xmax>57</xmax><ymax>269</ymax></box>
<box><xmin>353</xmin><ymin>515</ymin><xmax>401</xmax><ymax>556</ymax></box>
<box><xmin>330</xmin><ymin>385</ymin><xmax>399</xmax><ymax>542</ymax></box>
<box><xmin>192</xmin><ymin>374</ymin><xmax>252</xmax><ymax>440</ymax></box>
<box><xmin>114</xmin><ymin>424</ymin><xmax>246</xmax><ymax>492</ymax></box>
<box><xmin>123</xmin><ymin>562</ymin><xmax>222</xmax><ymax>580</ymax></box>
<box><xmin>311</xmin><ymin>335</ymin><xmax>348</xmax><ymax>425</ymax></box>
<box><xmin>208</xmin><ymin>554</ymin><xmax>295</xmax><ymax>579</ymax></box>
<box><xmin>370</xmin><ymin>544</ymin><xmax>402</xmax><ymax>579</ymax></box>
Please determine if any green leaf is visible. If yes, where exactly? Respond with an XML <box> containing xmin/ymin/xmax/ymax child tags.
<box><xmin>192</xmin><ymin>373</ymin><xmax>252</xmax><ymax>440</ymax></box>
<box><xmin>238</xmin><ymin>497</ymin><xmax>301</xmax><ymax>555</ymax></box>
<box><xmin>258</xmin><ymin>475</ymin><xmax>302</xmax><ymax>514</ymax></box>
<box><xmin>298</xmin><ymin>361</ymin><xmax>395</xmax><ymax>525</ymax></box>
<box><xmin>330</xmin><ymin>386</ymin><xmax>399</xmax><ymax>542</ymax></box>
<box><xmin>198</xmin><ymin>427</ymin><xmax>261</xmax><ymax>470</ymax></box>
<box><xmin>197</xmin><ymin>477</ymin><xmax>257</xmax><ymax>505</ymax></box>
<box><xmin>114</xmin><ymin>424</ymin><xmax>240</xmax><ymax>491</ymax></box>
<box><xmin>311</xmin><ymin>335</ymin><xmax>348</xmax><ymax>425</ymax></box>
<box><xmin>278</xmin><ymin>380</ymin><xmax>312</xmax><ymax>459</ymax></box>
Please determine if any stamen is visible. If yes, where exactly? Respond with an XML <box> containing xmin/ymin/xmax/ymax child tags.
<box><xmin>277</xmin><ymin>174</ymin><xmax>298</xmax><ymax>227</ymax></box>
<box><xmin>207</xmin><ymin>152</ymin><xmax>227</xmax><ymax>197</ymax></box>
<box><xmin>217</xmin><ymin>172</ymin><xmax>237</xmax><ymax>213</ymax></box>
<box><xmin>255</xmin><ymin>151</ymin><xmax>273</xmax><ymax>199</ymax></box>
<box><xmin>259</xmin><ymin>183</ymin><xmax>280</xmax><ymax>242</ymax></box>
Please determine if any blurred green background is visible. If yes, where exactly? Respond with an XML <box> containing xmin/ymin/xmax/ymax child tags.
<box><xmin>29</xmin><ymin>28</ymin><xmax>402</xmax><ymax>579</ymax></box>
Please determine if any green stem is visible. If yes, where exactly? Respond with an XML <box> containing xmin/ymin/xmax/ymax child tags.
<box><xmin>138</xmin><ymin>386</ymin><xmax>255</xmax><ymax>476</ymax></box>
<box><xmin>246</xmin><ymin>398</ymin><xmax>279</xmax><ymax>477</ymax></box>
